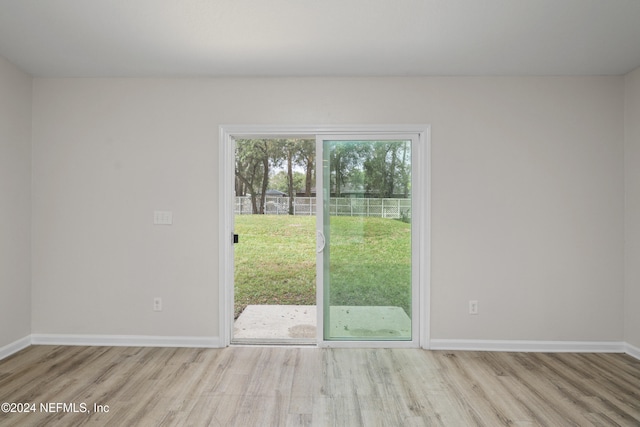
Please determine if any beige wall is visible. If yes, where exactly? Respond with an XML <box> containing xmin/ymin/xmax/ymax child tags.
<box><xmin>625</xmin><ymin>67</ymin><xmax>640</xmax><ymax>349</ymax></box>
<box><xmin>31</xmin><ymin>76</ymin><xmax>625</xmax><ymax>342</ymax></box>
<box><xmin>0</xmin><ymin>56</ymin><xmax>31</xmax><ymax>348</ymax></box>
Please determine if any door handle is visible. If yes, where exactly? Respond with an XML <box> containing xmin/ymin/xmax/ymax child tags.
<box><xmin>316</xmin><ymin>231</ymin><xmax>325</xmax><ymax>253</ymax></box>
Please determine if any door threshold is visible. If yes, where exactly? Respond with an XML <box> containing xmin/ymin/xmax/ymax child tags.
<box><xmin>231</xmin><ymin>338</ymin><xmax>316</xmax><ymax>346</ymax></box>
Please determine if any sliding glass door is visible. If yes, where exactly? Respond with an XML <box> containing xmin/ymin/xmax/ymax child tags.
<box><xmin>219</xmin><ymin>125</ymin><xmax>427</xmax><ymax>348</ymax></box>
<box><xmin>316</xmin><ymin>135</ymin><xmax>418</xmax><ymax>344</ymax></box>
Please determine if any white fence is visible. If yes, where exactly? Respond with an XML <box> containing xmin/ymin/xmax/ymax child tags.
<box><xmin>235</xmin><ymin>196</ymin><xmax>411</xmax><ymax>219</ymax></box>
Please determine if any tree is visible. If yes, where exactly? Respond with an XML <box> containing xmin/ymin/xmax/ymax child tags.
<box><xmin>399</xmin><ymin>140</ymin><xmax>411</xmax><ymax>197</ymax></box>
<box><xmin>270</xmin><ymin>171</ymin><xmax>305</xmax><ymax>194</ymax></box>
<box><xmin>235</xmin><ymin>138</ymin><xmax>413</xmax><ymax>211</ymax></box>
<box><xmin>274</xmin><ymin>138</ymin><xmax>316</xmax><ymax>213</ymax></box>
<box><xmin>296</xmin><ymin>139</ymin><xmax>316</xmax><ymax>196</ymax></box>
<box><xmin>363</xmin><ymin>141</ymin><xmax>411</xmax><ymax>198</ymax></box>
<box><xmin>236</xmin><ymin>140</ymin><xmax>262</xmax><ymax>213</ymax></box>
<box><xmin>328</xmin><ymin>142</ymin><xmax>366</xmax><ymax>196</ymax></box>
<box><xmin>282</xmin><ymin>139</ymin><xmax>297</xmax><ymax>214</ymax></box>
<box><xmin>235</xmin><ymin>139</ymin><xmax>280</xmax><ymax>214</ymax></box>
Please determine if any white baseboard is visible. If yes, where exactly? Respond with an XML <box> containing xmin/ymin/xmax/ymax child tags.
<box><xmin>429</xmin><ymin>339</ymin><xmax>626</xmax><ymax>353</ymax></box>
<box><xmin>30</xmin><ymin>334</ymin><xmax>222</xmax><ymax>348</ymax></box>
<box><xmin>626</xmin><ymin>342</ymin><xmax>640</xmax><ymax>360</ymax></box>
<box><xmin>5</xmin><ymin>336</ymin><xmax>639</xmax><ymax>361</ymax></box>
<box><xmin>0</xmin><ymin>336</ymin><xmax>31</xmax><ymax>361</ymax></box>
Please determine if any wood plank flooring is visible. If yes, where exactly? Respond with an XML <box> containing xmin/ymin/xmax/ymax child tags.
<box><xmin>0</xmin><ymin>345</ymin><xmax>638</xmax><ymax>426</ymax></box>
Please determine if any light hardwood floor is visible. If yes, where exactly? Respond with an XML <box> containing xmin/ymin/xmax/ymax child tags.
<box><xmin>0</xmin><ymin>345</ymin><xmax>639</xmax><ymax>426</ymax></box>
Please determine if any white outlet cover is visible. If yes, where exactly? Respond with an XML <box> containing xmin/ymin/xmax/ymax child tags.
<box><xmin>469</xmin><ymin>300</ymin><xmax>478</xmax><ymax>315</ymax></box>
<box><xmin>154</xmin><ymin>211</ymin><xmax>173</xmax><ymax>225</ymax></box>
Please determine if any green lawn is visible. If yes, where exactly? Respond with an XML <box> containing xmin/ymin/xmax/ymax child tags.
<box><xmin>233</xmin><ymin>215</ymin><xmax>411</xmax><ymax>319</ymax></box>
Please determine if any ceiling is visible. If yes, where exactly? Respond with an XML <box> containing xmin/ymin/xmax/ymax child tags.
<box><xmin>1</xmin><ymin>0</ymin><xmax>640</xmax><ymax>77</ymax></box>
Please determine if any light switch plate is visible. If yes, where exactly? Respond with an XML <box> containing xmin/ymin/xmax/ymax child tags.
<box><xmin>154</xmin><ymin>210</ymin><xmax>173</xmax><ymax>225</ymax></box>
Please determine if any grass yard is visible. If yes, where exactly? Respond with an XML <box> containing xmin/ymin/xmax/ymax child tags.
<box><xmin>327</xmin><ymin>216</ymin><xmax>411</xmax><ymax>317</ymax></box>
<box><xmin>234</xmin><ymin>215</ymin><xmax>316</xmax><ymax>318</ymax></box>
<box><xmin>233</xmin><ymin>215</ymin><xmax>411</xmax><ymax>319</ymax></box>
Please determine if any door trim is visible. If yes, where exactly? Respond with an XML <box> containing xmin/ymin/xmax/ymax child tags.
<box><xmin>219</xmin><ymin>125</ymin><xmax>431</xmax><ymax>348</ymax></box>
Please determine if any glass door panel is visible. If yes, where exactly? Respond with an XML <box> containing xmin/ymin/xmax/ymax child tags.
<box><xmin>320</xmin><ymin>138</ymin><xmax>413</xmax><ymax>341</ymax></box>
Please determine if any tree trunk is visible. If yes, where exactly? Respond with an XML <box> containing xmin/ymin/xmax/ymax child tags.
<box><xmin>305</xmin><ymin>154</ymin><xmax>314</xmax><ymax>196</ymax></box>
<box><xmin>287</xmin><ymin>149</ymin><xmax>294</xmax><ymax>215</ymax></box>
<box><xmin>260</xmin><ymin>157</ymin><xmax>269</xmax><ymax>214</ymax></box>
<box><xmin>401</xmin><ymin>141</ymin><xmax>409</xmax><ymax>197</ymax></box>
<box><xmin>235</xmin><ymin>172</ymin><xmax>259</xmax><ymax>214</ymax></box>
<box><xmin>333</xmin><ymin>154</ymin><xmax>342</xmax><ymax>197</ymax></box>
<box><xmin>388</xmin><ymin>145</ymin><xmax>397</xmax><ymax>198</ymax></box>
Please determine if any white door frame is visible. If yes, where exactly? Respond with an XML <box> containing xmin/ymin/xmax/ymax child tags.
<box><xmin>218</xmin><ymin>125</ymin><xmax>431</xmax><ymax>348</ymax></box>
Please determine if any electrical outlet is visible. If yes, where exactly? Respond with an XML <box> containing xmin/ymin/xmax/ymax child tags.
<box><xmin>153</xmin><ymin>297</ymin><xmax>162</xmax><ymax>312</ymax></box>
<box><xmin>154</xmin><ymin>211</ymin><xmax>173</xmax><ymax>225</ymax></box>
<box><xmin>469</xmin><ymin>300</ymin><xmax>478</xmax><ymax>315</ymax></box>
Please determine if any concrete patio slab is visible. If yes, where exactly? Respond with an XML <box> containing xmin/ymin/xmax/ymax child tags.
<box><xmin>326</xmin><ymin>306</ymin><xmax>411</xmax><ymax>339</ymax></box>
<box><xmin>233</xmin><ymin>305</ymin><xmax>316</xmax><ymax>341</ymax></box>
<box><xmin>233</xmin><ymin>304</ymin><xmax>411</xmax><ymax>342</ymax></box>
